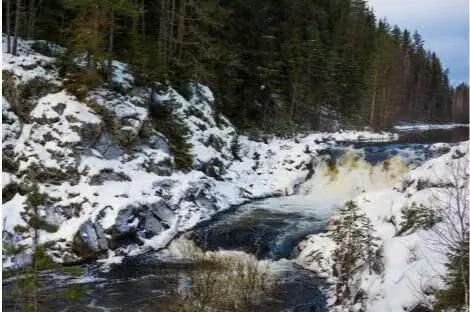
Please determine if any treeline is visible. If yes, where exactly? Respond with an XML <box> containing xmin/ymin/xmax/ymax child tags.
<box><xmin>3</xmin><ymin>0</ymin><xmax>467</xmax><ymax>131</ymax></box>
<box><xmin>452</xmin><ymin>83</ymin><xmax>470</xmax><ymax>124</ymax></box>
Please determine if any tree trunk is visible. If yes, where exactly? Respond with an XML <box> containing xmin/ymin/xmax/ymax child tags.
<box><xmin>7</xmin><ymin>0</ymin><xmax>11</xmax><ymax>53</ymax></box>
<box><xmin>168</xmin><ymin>0</ymin><xmax>176</xmax><ymax>66</ymax></box>
<box><xmin>58</xmin><ymin>10</ymin><xmax>65</xmax><ymax>43</ymax></box>
<box><xmin>460</xmin><ymin>249</ymin><xmax>469</xmax><ymax>307</ymax></box>
<box><xmin>12</xmin><ymin>0</ymin><xmax>21</xmax><ymax>56</ymax></box>
<box><xmin>383</xmin><ymin>83</ymin><xmax>391</xmax><ymax>126</ymax></box>
<box><xmin>27</xmin><ymin>0</ymin><xmax>35</xmax><ymax>38</ymax></box>
<box><xmin>158</xmin><ymin>0</ymin><xmax>168</xmax><ymax>72</ymax></box>
<box><xmin>369</xmin><ymin>66</ymin><xmax>378</xmax><ymax>127</ymax></box>
<box><xmin>141</xmin><ymin>0</ymin><xmax>145</xmax><ymax>42</ymax></box>
<box><xmin>32</xmin><ymin>204</ymin><xmax>40</xmax><ymax>312</ymax></box>
<box><xmin>107</xmin><ymin>10</ymin><xmax>115</xmax><ymax>82</ymax></box>
<box><xmin>378</xmin><ymin>87</ymin><xmax>386</xmax><ymax>128</ymax></box>
<box><xmin>176</xmin><ymin>0</ymin><xmax>186</xmax><ymax>64</ymax></box>
<box><xmin>91</xmin><ymin>3</ymin><xmax>100</xmax><ymax>70</ymax></box>
<box><xmin>290</xmin><ymin>77</ymin><xmax>298</xmax><ymax>122</ymax></box>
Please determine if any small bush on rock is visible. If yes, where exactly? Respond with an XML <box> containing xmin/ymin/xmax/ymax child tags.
<box><xmin>206</xmin><ymin>134</ymin><xmax>224</xmax><ymax>152</ymax></box>
<box><xmin>398</xmin><ymin>202</ymin><xmax>441</xmax><ymax>235</ymax></box>
<box><xmin>63</xmin><ymin>69</ymin><xmax>103</xmax><ymax>100</ymax></box>
<box><xmin>231</xmin><ymin>135</ymin><xmax>242</xmax><ymax>161</ymax></box>
<box><xmin>150</xmin><ymin>101</ymin><xmax>193</xmax><ymax>170</ymax></box>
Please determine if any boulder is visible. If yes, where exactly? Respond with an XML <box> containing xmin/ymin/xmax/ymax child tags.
<box><xmin>147</xmin><ymin>134</ymin><xmax>170</xmax><ymax>153</ymax></box>
<box><xmin>87</xmin><ymin>90</ymin><xmax>148</xmax><ymax>146</ymax></box>
<box><xmin>2</xmin><ymin>182</ymin><xmax>20</xmax><ymax>204</ymax></box>
<box><xmin>195</xmin><ymin>157</ymin><xmax>226</xmax><ymax>180</ymax></box>
<box><xmin>78</xmin><ymin>121</ymin><xmax>102</xmax><ymax>147</ymax></box>
<box><xmin>2</xmin><ymin>149</ymin><xmax>18</xmax><ymax>173</ymax></box>
<box><xmin>2</xmin><ymin>71</ymin><xmax>60</xmax><ymax>121</ymax></box>
<box><xmin>409</xmin><ymin>304</ymin><xmax>432</xmax><ymax>312</ymax></box>
<box><xmin>89</xmin><ymin>169</ymin><xmax>131</xmax><ymax>186</ymax></box>
<box><xmin>144</xmin><ymin>160</ymin><xmax>172</xmax><ymax>176</ymax></box>
<box><xmin>429</xmin><ymin>143</ymin><xmax>451</xmax><ymax>157</ymax></box>
<box><xmin>183</xmin><ymin>180</ymin><xmax>218</xmax><ymax>211</ymax></box>
<box><xmin>108</xmin><ymin>201</ymin><xmax>175</xmax><ymax>247</ymax></box>
<box><xmin>72</xmin><ymin>221</ymin><xmax>108</xmax><ymax>260</ymax></box>
<box><xmin>93</xmin><ymin>132</ymin><xmax>123</xmax><ymax>159</ymax></box>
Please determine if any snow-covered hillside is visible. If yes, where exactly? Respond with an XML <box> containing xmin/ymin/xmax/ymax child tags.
<box><xmin>2</xmin><ymin>37</ymin><xmax>399</xmax><ymax>266</ymax></box>
<box><xmin>296</xmin><ymin>141</ymin><xmax>469</xmax><ymax>312</ymax></box>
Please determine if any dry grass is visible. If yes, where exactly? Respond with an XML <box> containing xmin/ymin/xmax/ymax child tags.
<box><xmin>164</xmin><ymin>239</ymin><xmax>280</xmax><ymax>312</ymax></box>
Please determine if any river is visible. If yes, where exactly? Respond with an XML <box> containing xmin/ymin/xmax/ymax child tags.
<box><xmin>3</xmin><ymin>126</ymin><xmax>468</xmax><ymax>312</ymax></box>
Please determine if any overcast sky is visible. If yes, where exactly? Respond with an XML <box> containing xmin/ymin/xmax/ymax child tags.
<box><xmin>367</xmin><ymin>0</ymin><xmax>469</xmax><ymax>86</ymax></box>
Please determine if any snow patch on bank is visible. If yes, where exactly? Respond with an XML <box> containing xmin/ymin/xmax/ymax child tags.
<box><xmin>394</xmin><ymin>123</ymin><xmax>469</xmax><ymax>131</ymax></box>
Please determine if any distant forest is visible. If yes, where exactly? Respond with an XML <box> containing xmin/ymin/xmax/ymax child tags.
<box><xmin>3</xmin><ymin>0</ymin><xmax>469</xmax><ymax>132</ymax></box>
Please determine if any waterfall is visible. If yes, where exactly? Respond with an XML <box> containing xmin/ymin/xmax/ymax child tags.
<box><xmin>300</xmin><ymin>149</ymin><xmax>411</xmax><ymax>201</ymax></box>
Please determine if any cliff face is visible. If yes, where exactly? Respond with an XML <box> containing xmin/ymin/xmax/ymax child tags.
<box><xmin>2</xmin><ymin>37</ymin><xmax>398</xmax><ymax>266</ymax></box>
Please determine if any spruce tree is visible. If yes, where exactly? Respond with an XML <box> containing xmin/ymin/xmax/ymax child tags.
<box><xmin>434</xmin><ymin>232</ymin><xmax>469</xmax><ymax>311</ymax></box>
<box><xmin>329</xmin><ymin>200</ymin><xmax>379</xmax><ymax>303</ymax></box>
<box><xmin>3</xmin><ymin>186</ymin><xmax>59</xmax><ymax>311</ymax></box>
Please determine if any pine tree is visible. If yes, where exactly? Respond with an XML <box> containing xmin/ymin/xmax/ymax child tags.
<box><xmin>329</xmin><ymin>200</ymin><xmax>379</xmax><ymax>303</ymax></box>
<box><xmin>434</xmin><ymin>232</ymin><xmax>469</xmax><ymax>311</ymax></box>
<box><xmin>398</xmin><ymin>202</ymin><xmax>441</xmax><ymax>234</ymax></box>
<box><xmin>6</xmin><ymin>0</ymin><xmax>12</xmax><ymax>53</ymax></box>
<box><xmin>4</xmin><ymin>186</ymin><xmax>60</xmax><ymax>311</ymax></box>
<box><xmin>12</xmin><ymin>0</ymin><xmax>22</xmax><ymax>56</ymax></box>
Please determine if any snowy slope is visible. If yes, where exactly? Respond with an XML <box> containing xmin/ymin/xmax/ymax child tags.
<box><xmin>296</xmin><ymin>142</ymin><xmax>469</xmax><ymax>312</ymax></box>
<box><xmin>2</xmin><ymin>37</ymin><xmax>399</xmax><ymax>266</ymax></box>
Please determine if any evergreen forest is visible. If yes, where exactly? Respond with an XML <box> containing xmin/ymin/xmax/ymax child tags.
<box><xmin>3</xmin><ymin>0</ymin><xmax>469</xmax><ymax>132</ymax></box>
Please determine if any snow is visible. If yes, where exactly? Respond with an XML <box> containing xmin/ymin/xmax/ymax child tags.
<box><xmin>110</xmin><ymin>61</ymin><xmax>134</xmax><ymax>90</ymax></box>
<box><xmin>2</xmin><ymin>97</ymin><xmax>21</xmax><ymax>144</ymax></box>
<box><xmin>2</xmin><ymin>194</ymin><xmax>27</xmax><ymax>233</ymax></box>
<box><xmin>394</xmin><ymin>123</ymin><xmax>469</xmax><ymax>131</ymax></box>
<box><xmin>31</xmin><ymin>90</ymin><xmax>101</xmax><ymax>126</ymax></box>
<box><xmin>2</xmin><ymin>35</ymin><xmax>60</xmax><ymax>84</ymax></box>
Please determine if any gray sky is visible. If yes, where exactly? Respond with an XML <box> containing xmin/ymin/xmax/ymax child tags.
<box><xmin>368</xmin><ymin>0</ymin><xmax>469</xmax><ymax>85</ymax></box>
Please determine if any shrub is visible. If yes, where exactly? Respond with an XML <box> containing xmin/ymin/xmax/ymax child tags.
<box><xmin>165</xmin><ymin>241</ymin><xmax>279</xmax><ymax>312</ymax></box>
<box><xmin>63</xmin><ymin>69</ymin><xmax>103</xmax><ymax>100</ymax></box>
<box><xmin>214</xmin><ymin>113</ymin><xmax>230</xmax><ymax>129</ymax></box>
<box><xmin>159</xmin><ymin>157</ymin><xmax>173</xmax><ymax>168</ymax></box>
<box><xmin>149</xmin><ymin>102</ymin><xmax>193</xmax><ymax>170</ymax></box>
<box><xmin>205</xmin><ymin>134</ymin><xmax>224</xmax><ymax>152</ymax></box>
<box><xmin>433</xmin><ymin>237</ymin><xmax>469</xmax><ymax>311</ymax></box>
<box><xmin>185</xmin><ymin>106</ymin><xmax>206</xmax><ymax>121</ymax></box>
<box><xmin>231</xmin><ymin>135</ymin><xmax>242</xmax><ymax>161</ymax></box>
<box><xmin>398</xmin><ymin>202</ymin><xmax>441</xmax><ymax>235</ymax></box>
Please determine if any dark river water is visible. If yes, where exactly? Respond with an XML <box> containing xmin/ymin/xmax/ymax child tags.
<box><xmin>3</xmin><ymin>126</ymin><xmax>468</xmax><ymax>312</ymax></box>
<box><xmin>392</xmin><ymin>125</ymin><xmax>468</xmax><ymax>144</ymax></box>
